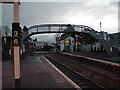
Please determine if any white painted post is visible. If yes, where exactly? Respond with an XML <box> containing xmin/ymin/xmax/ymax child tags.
<box><xmin>76</xmin><ymin>37</ymin><xmax>77</xmax><ymax>51</ymax></box>
<box><xmin>110</xmin><ymin>47</ymin><xmax>112</xmax><ymax>52</ymax></box>
<box><xmin>23</xmin><ymin>44</ymin><xmax>25</xmax><ymax>53</ymax></box>
<box><xmin>9</xmin><ymin>49</ymin><xmax>11</xmax><ymax>55</ymax></box>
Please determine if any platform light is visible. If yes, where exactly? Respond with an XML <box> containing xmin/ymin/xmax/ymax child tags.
<box><xmin>79</xmin><ymin>43</ymin><xmax>81</xmax><ymax>45</ymax></box>
<box><xmin>42</xmin><ymin>46</ymin><xmax>44</xmax><ymax>48</ymax></box>
<box><xmin>4</xmin><ymin>37</ymin><xmax>6</xmax><ymax>44</ymax></box>
<box><xmin>65</xmin><ymin>40</ymin><xmax>69</xmax><ymax>43</ymax></box>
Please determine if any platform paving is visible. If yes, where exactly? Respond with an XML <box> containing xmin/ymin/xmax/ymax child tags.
<box><xmin>66</xmin><ymin>52</ymin><xmax>120</xmax><ymax>63</ymax></box>
<box><xmin>2</xmin><ymin>55</ymin><xmax>79</xmax><ymax>89</ymax></box>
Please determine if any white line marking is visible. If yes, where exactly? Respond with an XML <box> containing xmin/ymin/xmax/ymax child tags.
<box><xmin>42</xmin><ymin>55</ymin><xmax>81</xmax><ymax>89</ymax></box>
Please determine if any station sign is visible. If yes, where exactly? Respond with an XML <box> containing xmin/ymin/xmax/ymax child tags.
<box><xmin>12</xmin><ymin>23</ymin><xmax>20</xmax><ymax>46</ymax></box>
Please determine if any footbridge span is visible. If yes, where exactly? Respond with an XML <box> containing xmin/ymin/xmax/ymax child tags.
<box><xmin>22</xmin><ymin>24</ymin><xmax>119</xmax><ymax>57</ymax></box>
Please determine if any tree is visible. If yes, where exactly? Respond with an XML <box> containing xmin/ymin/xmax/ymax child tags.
<box><xmin>1</xmin><ymin>25</ymin><xmax>11</xmax><ymax>37</ymax></box>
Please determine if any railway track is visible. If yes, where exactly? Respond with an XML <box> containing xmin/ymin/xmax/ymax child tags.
<box><xmin>43</xmin><ymin>54</ymin><xmax>104</xmax><ymax>89</ymax></box>
<box><xmin>55</xmin><ymin>54</ymin><xmax>120</xmax><ymax>83</ymax></box>
<box><xmin>43</xmin><ymin>53</ymin><xmax>120</xmax><ymax>89</ymax></box>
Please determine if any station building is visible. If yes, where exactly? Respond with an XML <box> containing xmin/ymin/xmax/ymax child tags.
<box><xmin>60</xmin><ymin>36</ymin><xmax>74</xmax><ymax>52</ymax></box>
<box><xmin>56</xmin><ymin>33</ymin><xmax>105</xmax><ymax>53</ymax></box>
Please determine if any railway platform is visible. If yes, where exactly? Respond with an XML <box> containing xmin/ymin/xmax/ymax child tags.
<box><xmin>62</xmin><ymin>52</ymin><xmax>120</xmax><ymax>66</ymax></box>
<box><xmin>2</xmin><ymin>55</ymin><xmax>80</xmax><ymax>89</ymax></box>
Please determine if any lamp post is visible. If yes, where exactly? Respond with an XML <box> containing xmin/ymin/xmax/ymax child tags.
<box><xmin>100</xmin><ymin>22</ymin><xmax>102</xmax><ymax>31</ymax></box>
<box><xmin>0</xmin><ymin>0</ymin><xmax>21</xmax><ymax>88</ymax></box>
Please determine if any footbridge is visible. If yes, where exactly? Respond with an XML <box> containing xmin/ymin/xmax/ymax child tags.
<box><xmin>22</xmin><ymin>24</ymin><xmax>119</xmax><ymax>57</ymax></box>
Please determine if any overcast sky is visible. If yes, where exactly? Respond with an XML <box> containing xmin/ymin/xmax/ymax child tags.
<box><xmin>1</xmin><ymin>0</ymin><xmax>119</xmax><ymax>42</ymax></box>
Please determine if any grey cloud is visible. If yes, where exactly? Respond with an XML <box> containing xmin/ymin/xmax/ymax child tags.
<box><xmin>2</xmin><ymin>1</ymin><xmax>118</xmax><ymax>33</ymax></box>
<box><xmin>31</xmin><ymin>34</ymin><xmax>55</xmax><ymax>42</ymax></box>
<box><xmin>75</xmin><ymin>2</ymin><xmax>118</xmax><ymax>19</ymax></box>
<box><xmin>2</xmin><ymin>4</ymin><xmax>13</xmax><ymax>29</ymax></box>
<box><xmin>20</xmin><ymin>2</ymin><xmax>83</xmax><ymax>27</ymax></box>
<box><xmin>0</xmin><ymin>4</ymin><xmax>2</xmax><ymax>26</ymax></box>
